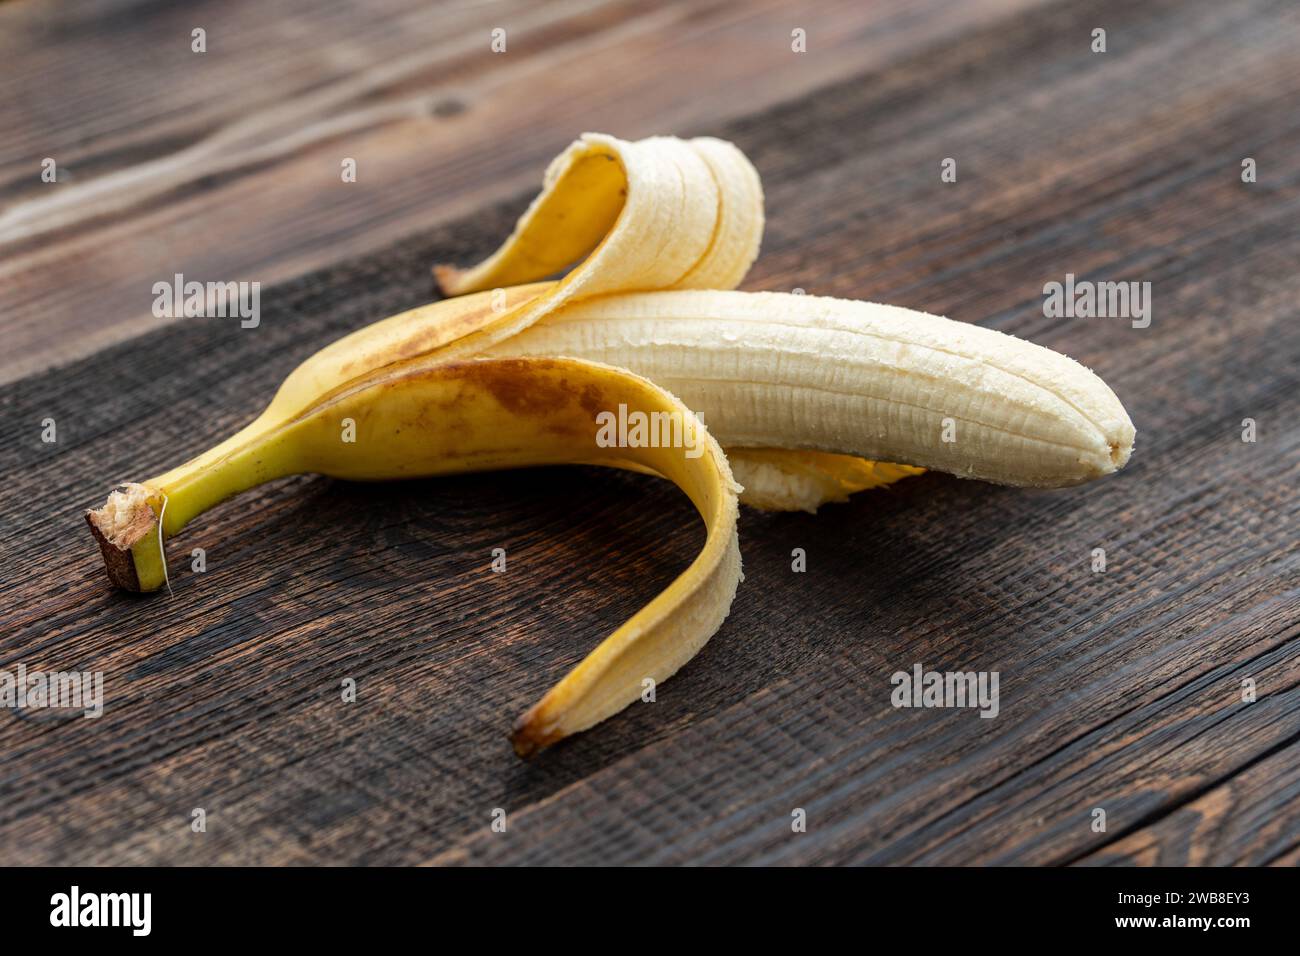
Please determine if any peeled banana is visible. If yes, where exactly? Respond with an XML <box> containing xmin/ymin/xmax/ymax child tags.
<box><xmin>88</xmin><ymin>132</ymin><xmax>1134</xmax><ymax>755</ymax></box>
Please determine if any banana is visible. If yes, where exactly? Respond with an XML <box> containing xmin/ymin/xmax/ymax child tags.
<box><xmin>88</xmin><ymin>131</ymin><xmax>1134</xmax><ymax>755</ymax></box>
<box><xmin>480</xmin><ymin>288</ymin><xmax>1135</xmax><ymax>488</ymax></box>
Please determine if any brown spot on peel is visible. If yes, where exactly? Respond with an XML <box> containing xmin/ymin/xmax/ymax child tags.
<box><xmin>453</xmin><ymin>358</ymin><xmax>609</xmax><ymax>422</ymax></box>
<box><xmin>337</xmin><ymin>298</ymin><xmax>503</xmax><ymax>378</ymax></box>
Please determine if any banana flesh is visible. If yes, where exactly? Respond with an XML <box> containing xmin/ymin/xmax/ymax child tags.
<box><xmin>484</xmin><ymin>289</ymin><xmax>1134</xmax><ymax>487</ymax></box>
<box><xmin>87</xmin><ymin>131</ymin><xmax>1134</xmax><ymax>755</ymax></box>
<box><xmin>724</xmin><ymin>450</ymin><xmax>925</xmax><ymax>514</ymax></box>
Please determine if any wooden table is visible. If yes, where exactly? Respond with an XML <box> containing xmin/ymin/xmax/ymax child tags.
<box><xmin>1</xmin><ymin>0</ymin><xmax>1296</xmax><ymax>865</ymax></box>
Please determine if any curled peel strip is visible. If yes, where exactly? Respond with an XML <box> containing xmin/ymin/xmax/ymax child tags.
<box><xmin>434</xmin><ymin>133</ymin><xmax>764</xmax><ymax>305</ymax></box>
<box><xmin>286</xmin><ymin>357</ymin><xmax>743</xmax><ymax>757</ymax></box>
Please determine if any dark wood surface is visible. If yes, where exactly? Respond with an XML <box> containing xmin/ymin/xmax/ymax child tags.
<box><xmin>1</xmin><ymin>0</ymin><xmax>1297</xmax><ymax>865</ymax></box>
<box><xmin>0</xmin><ymin>0</ymin><xmax>1034</xmax><ymax>382</ymax></box>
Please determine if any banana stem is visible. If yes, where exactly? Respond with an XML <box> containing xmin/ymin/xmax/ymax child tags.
<box><xmin>87</xmin><ymin>415</ymin><xmax>299</xmax><ymax>592</ymax></box>
<box><xmin>150</xmin><ymin>418</ymin><xmax>289</xmax><ymax>535</ymax></box>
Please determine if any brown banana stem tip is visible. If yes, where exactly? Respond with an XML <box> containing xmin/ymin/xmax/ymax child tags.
<box><xmin>85</xmin><ymin>512</ymin><xmax>142</xmax><ymax>592</ymax></box>
<box><xmin>84</xmin><ymin>483</ymin><xmax>156</xmax><ymax>592</ymax></box>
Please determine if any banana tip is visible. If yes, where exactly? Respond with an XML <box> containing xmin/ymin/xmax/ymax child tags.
<box><xmin>510</xmin><ymin>708</ymin><xmax>563</xmax><ymax>759</ymax></box>
<box><xmin>1109</xmin><ymin>437</ymin><xmax>1132</xmax><ymax>472</ymax></box>
<box><xmin>431</xmin><ymin>263</ymin><xmax>464</xmax><ymax>298</ymax></box>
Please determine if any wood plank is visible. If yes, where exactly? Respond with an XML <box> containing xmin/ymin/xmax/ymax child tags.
<box><xmin>0</xmin><ymin>0</ymin><xmax>1044</xmax><ymax>383</ymax></box>
<box><xmin>0</xmin><ymin>0</ymin><xmax>1296</xmax><ymax>865</ymax></box>
<box><xmin>1073</xmin><ymin>737</ymin><xmax>1300</xmax><ymax>866</ymax></box>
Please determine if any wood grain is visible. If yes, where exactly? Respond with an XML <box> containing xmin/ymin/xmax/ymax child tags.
<box><xmin>0</xmin><ymin>0</ymin><xmax>1043</xmax><ymax>383</ymax></box>
<box><xmin>0</xmin><ymin>0</ymin><xmax>1297</xmax><ymax>865</ymax></box>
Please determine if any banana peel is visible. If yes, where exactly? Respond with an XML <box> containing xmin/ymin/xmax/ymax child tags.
<box><xmin>88</xmin><ymin>357</ymin><xmax>741</xmax><ymax>757</ymax></box>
